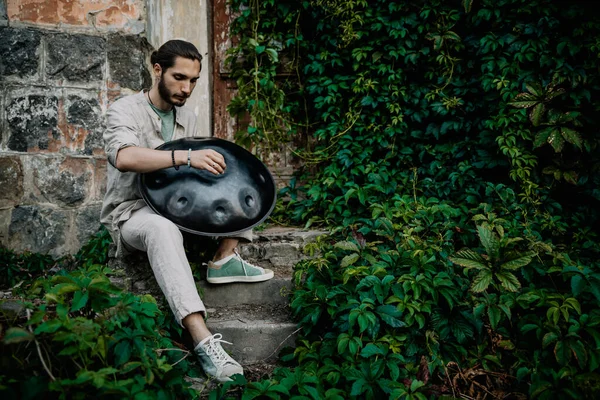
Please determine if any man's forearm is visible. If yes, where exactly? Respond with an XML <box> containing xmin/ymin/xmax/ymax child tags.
<box><xmin>115</xmin><ymin>146</ymin><xmax>187</xmax><ymax>173</ymax></box>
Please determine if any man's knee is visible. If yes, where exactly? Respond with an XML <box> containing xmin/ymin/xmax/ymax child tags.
<box><xmin>145</xmin><ymin>214</ymin><xmax>183</xmax><ymax>240</ymax></box>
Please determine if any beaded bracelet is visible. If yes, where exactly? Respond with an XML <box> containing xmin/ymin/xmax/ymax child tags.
<box><xmin>172</xmin><ymin>149</ymin><xmax>179</xmax><ymax>170</ymax></box>
<box><xmin>187</xmin><ymin>148</ymin><xmax>192</xmax><ymax>167</ymax></box>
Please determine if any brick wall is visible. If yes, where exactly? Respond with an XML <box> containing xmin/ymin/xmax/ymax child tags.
<box><xmin>0</xmin><ymin>0</ymin><xmax>150</xmax><ymax>256</ymax></box>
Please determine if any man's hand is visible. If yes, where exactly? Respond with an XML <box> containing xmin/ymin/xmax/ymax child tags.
<box><xmin>191</xmin><ymin>149</ymin><xmax>226</xmax><ymax>174</ymax></box>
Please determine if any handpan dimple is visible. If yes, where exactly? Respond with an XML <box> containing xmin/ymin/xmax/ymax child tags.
<box><xmin>138</xmin><ymin>137</ymin><xmax>277</xmax><ymax>236</ymax></box>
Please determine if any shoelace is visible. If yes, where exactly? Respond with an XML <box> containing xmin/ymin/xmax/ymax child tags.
<box><xmin>233</xmin><ymin>248</ymin><xmax>264</xmax><ymax>276</ymax></box>
<box><xmin>203</xmin><ymin>334</ymin><xmax>234</xmax><ymax>367</ymax></box>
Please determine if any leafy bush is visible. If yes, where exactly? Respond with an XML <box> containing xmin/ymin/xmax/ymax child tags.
<box><xmin>223</xmin><ymin>0</ymin><xmax>600</xmax><ymax>398</ymax></box>
<box><xmin>0</xmin><ymin>229</ymin><xmax>199</xmax><ymax>399</ymax></box>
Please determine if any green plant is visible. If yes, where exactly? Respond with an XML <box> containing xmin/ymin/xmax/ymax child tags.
<box><xmin>0</xmin><ymin>265</ymin><xmax>197</xmax><ymax>399</ymax></box>
<box><xmin>223</xmin><ymin>0</ymin><xmax>600</xmax><ymax>398</ymax></box>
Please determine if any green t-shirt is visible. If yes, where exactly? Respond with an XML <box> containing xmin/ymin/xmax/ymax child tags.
<box><xmin>148</xmin><ymin>102</ymin><xmax>175</xmax><ymax>142</ymax></box>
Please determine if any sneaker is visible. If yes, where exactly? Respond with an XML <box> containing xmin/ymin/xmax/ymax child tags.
<box><xmin>207</xmin><ymin>249</ymin><xmax>274</xmax><ymax>284</ymax></box>
<box><xmin>194</xmin><ymin>333</ymin><xmax>243</xmax><ymax>382</ymax></box>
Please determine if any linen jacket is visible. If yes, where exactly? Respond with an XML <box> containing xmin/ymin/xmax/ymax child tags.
<box><xmin>100</xmin><ymin>91</ymin><xmax>199</xmax><ymax>256</ymax></box>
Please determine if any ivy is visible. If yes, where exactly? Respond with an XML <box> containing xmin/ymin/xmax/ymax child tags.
<box><xmin>224</xmin><ymin>0</ymin><xmax>600</xmax><ymax>398</ymax></box>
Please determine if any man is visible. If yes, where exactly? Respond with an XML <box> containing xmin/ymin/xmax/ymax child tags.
<box><xmin>100</xmin><ymin>39</ymin><xmax>273</xmax><ymax>382</ymax></box>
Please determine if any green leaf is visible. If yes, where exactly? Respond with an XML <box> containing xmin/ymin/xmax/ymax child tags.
<box><xmin>3</xmin><ymin>327</ymin><xmax>35</xmax><ymax>344</ymax></box>
<box><xmin>571</xmin><ymin>275</ymin><xmax>585</xmax><ymax>296</ymax></box>
<box><xmin>341</xmin><ymin>253</ymin><xmax>359</xmax><ymax>268</ymax></box>
<box><xmin>334</xmin><ymin>241</ymin><xmax>359</xmax><ymax>252</ymax></box>
<box><xmin>449</xmin><ymin>249</ymin><xmax>487</xmax><ymax>270</ymax></box>
<box><xmin>378</xmin><ymin>311</ymin><xmax>406</xmax><ymax>328</ymax></box>
<box><xmin>542</xmin><ymin>332</ymin><xmax>559</xmax><ymax>348</ymax></box>
<box><xmin>496</xmin><ymin>271</ymin><xmax>521</xmax><ymax>292</ymax></box>
<box><xmin>509</xmin><ymin>92</ymin><xmax>538</xmax><ymax>108</ymax></box>
<box><xmin>350</xmin><ymin>378</ymin><xmax>368</xmax><ymax>396</ymax></box>
<box><xmin>71</xmin><ymin>291</ymin><xmax>89</xmax><ymax>312</ymax></box>
<box><xmin>571</xmin><ymin>340</ymin><xmax>588</xmax><ymax>369</ymax></box>
<box><xmin>488</xmin><ymin>305</ymin><xmax>501</xmax><ymax>329</ymax></box>
<box><xmin>471</xmin><ymin>270</ymin><xmax>493</xmax><ymax>293</ymax></box>
<box><xmin>462</xmin><ymin>0</ymin><xmax>473</xmax><ymax>12</ymax></box>
<box><xmin>55</xmin><ymin>283</ymin><xmax>81</xmax><ymax>295</ymax></box>
<box><xmin>443</xmin><ymin>31</ymin><xmax>461</xmax><ymax>42</ymax></box>
<box><xmin>529</xmin><ymin>103</ymin><xmax>545</xmax><ymax>126</ymax></box>
<box><xmin>477</xmin><ymin>225</ymin><xmax>500</xmax><ymax>259</ymax></box>
<box><xmin>565</xmin><ymin>298</ymin><xmax>581</xmax><ymax>315</ymax></box>
<box><xmin>500</xmin><ymin>253</ymin><xmax>534</xmax><ymax>270</ymax></box>
<box><xmin>548</xmin><ymin>129</ymin><xmax>565</xmax><ymax>152</ymax></box>
<box><xmin>361</xmin><ymin>343</ymin><xmax>386</xmax><ymax>358</ymax></box>
<box><xmin>34</xmin><ymin>319</ymin><xmax>63</xmax><ymax>335</ymax></box>
<box><xmin>534</xmin><ymin>128</ymin><xmax>552</xmax><ymax>148</ymax></box>
<box><xmin>265</xmin><ymin>48</ymin><xmax>279</xmax><ymax>63</ymax></box>
<box><xmin>560</xmin><ymin>127</ymin><xmax>583</xmax><ymax>149</ymax></box>
<box><xmin>114</xmin><ymin>341</ymin><xmax>132</xmax><ymax>366</ymax></box>
<box><xmin>554</xmin><ymin>341</ymin><xmax>571</xmax><ymax>365</ymax></box>
<box><xmin>525</xmin><ymin>82</ymin><xmax>543</xmax><ymax>97</ymax></box>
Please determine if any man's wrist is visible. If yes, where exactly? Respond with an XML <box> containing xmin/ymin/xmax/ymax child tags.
<box><xmin>176</xmin><ymin>150</ymin><xmax>188</xmax><ymax>167</ymax></box>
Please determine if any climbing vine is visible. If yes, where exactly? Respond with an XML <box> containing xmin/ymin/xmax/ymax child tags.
<box><xmin>225</xmin><ymin>0</ymin><xmax>600</xmax><ymax>398</ymax></box>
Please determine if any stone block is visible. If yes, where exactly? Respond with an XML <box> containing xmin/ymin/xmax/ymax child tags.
<box><xmin>107</xmin><ymin>34</ymin><xmax>152</xmax><ymax>91</ymax></box>
<box><xmin>0</xmin><ymin>1</ymin><xmax>7</xmax><ymax>26</ymax></box>
<box><xmin>92</xmin><ymin>158</ymin><xmax>108</xmax><ymax>200</ymax></box>
<box><xmin>0</xmin><ymin>208</ymin><xmax>10</xmax><ymax>246</ymax></box>
<box><xmin>0</xmin><ymin>156</ymin><xmax>24</xmax><ymax>207</ymax></box>
<box><xmin>65</xmin><ymin>94</ymin><xmax>105</xmax><ymax>155</ymax></box>
<box><xmin>199</xmin><ymin>278</ymin><xmax>292</xmax><ymax>307</ymax></box>
<box><xmin>75</xmin><ymin>202</ymin><xmax>103</xmax><ymax>247</ymax></box>
<box><xmin>46</xmin><ymin>33</ymin><xmax>105</xmax><ymax>83</ymax></box>
<box><xmin>28</xmin><ymin>156</ymin><xmax>92</xmax><ymax>206</ymax></box>
<box><xmin>8</xmin><ymin>205</ymin><xmax>68</xmax><ymax>256</ymax></box>
<box><xmin>6</xmin><ymin>93</ymin><xmax>59</xmax><ymax>152</ymax></box>
<box><xmin>0</xmin><ymin>27</ymin><xmax>41</xmax><ymax>79</ymax></box>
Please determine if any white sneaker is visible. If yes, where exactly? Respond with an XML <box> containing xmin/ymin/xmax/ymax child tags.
<box><xmin>194</xmin><ymin>333</ymin><xmax>243</xmax><ymax>382</ymax></box>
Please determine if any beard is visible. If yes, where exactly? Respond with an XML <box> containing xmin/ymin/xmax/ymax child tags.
<box><xmin>158</xmin><ymin>77</ymin><xmax>188</xmax><ymax>107</ymax></box>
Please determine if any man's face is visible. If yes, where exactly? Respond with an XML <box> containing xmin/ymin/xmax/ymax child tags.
<box><xmin>156</xmin><ymin>56</ymin><xmax>201</xmax><ymax>107</ymax></box>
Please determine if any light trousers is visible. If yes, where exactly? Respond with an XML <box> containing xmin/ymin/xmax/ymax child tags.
<box><xmin>120</xmin><ymin>205</ymin><xmax>206</xmax><ymax>325</ymax></box>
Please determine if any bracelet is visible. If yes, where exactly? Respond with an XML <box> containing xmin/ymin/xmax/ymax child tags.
<box><xmin>172</xmin><ymin>149</ymin><xmax>179</xmax><ymax>170</ymax></box>
<box><xmin>187</xmin><ymin>148</ymin><xmax>192</xmax><ymax>167</ymax></box>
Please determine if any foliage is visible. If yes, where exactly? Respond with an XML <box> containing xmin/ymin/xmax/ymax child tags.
<box><xmin>223</xmin><ymin>0</ymin><xmax>600</xmax><ymax>398</ymax></box>
<box><xmin>0</xmin><ymin>229</ymin><xmax>199</xmax><ymax>399</ymax></box>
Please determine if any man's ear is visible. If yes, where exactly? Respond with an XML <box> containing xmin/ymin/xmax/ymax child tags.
<box><xmin>152</xmin><ymin>63</ymin><xmax>162</xmax><ymax>79</ymax></box>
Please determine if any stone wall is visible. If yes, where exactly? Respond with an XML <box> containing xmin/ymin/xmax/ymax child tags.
<box><xmin>0</xmin><ymin>0</ymin><xmax>150</xmax><ymax>256</ymax></box>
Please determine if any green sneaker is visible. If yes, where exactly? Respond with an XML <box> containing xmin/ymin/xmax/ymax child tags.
<box><xmin>207</xmin><ymin>250</ymin><xmax>274</xmax><ymax>284</ymax></box>
<box><xmin>194</xmin><ymin>333</ymin><xmax>243</xmax><ymax>382</ymax></box>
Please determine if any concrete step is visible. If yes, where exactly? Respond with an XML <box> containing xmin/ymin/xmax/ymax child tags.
<box><xmin>203</xmin><ymin>304</ymin><xmax>298</xmax><ymax>364</ymax></box>
<box><xmin>198</xmin><ymin>277</ymin><xmax>292</xmax><ymax>306</ymax></box>
<box><xmin>238</xmin><ymin>226</ymin><xmax>327</xmax><ymax>276</ymax></box>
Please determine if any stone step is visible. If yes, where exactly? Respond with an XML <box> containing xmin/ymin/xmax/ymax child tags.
<box><xmin>203</xmin><ymin>304</ymin><xmax>298</xmax><ymax>364</ymax></box>
<box><xmin>198</xmin><ymin>277</ymin><xmax>292</xmax><ymax>307</ymax></box>
<box><xmin>238</xmin><ymin>226</ymin><xmax>327</xmax><ymax>276</ymax></box>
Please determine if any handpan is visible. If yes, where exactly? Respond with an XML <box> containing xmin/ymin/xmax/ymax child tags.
<box><xmin>138</xmin><ymin>137</ymin><xmax>277</xmax><ymax>236</ymax></box>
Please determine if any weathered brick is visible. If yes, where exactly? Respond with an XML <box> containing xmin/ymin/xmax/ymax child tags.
<box><xmin>0</xmin><ymin>157</ymin><xmax>24</xmax><ymax>207</ymax></box>
<box><xmin>6</xmin><ymin>0</ymin><xmax>144</xmax><ymax>32</ymax></box>
<box><xmin>31</xmin><ymin>157</ymin><xmax>91</xmax><ymax>206</ymax></box>
<box><xmin>75</xmin><ymin>202</ymin><xmax>102</xmax><ymax>247</ymax></box>
<box><xmin>6</xmin><ymin>94</ymin><xmax>59</xmax><ymax>152</ymax></box>
<box><xmin>65</xmin><ymin>95</ymin><xmax>104</xmax><ymax>154</ymax></box>
<box><xmin>107</xmin><ymin>34</ymin><xmax>152</xmax><ymax>91</ymax></box>
<box><xmin>8</xmin><ymin>205</ymin><xmax>67</xmax><ymax>255</ymax></box>
<box><xmin>0</xmin><ymin>27</ymin><xmax>41</xmax><ymax>78</ymax></box>
<box><xmin>46</xmin><ymin>33</ymin><xmax>105</xmax><ymax>82</ymax></box>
